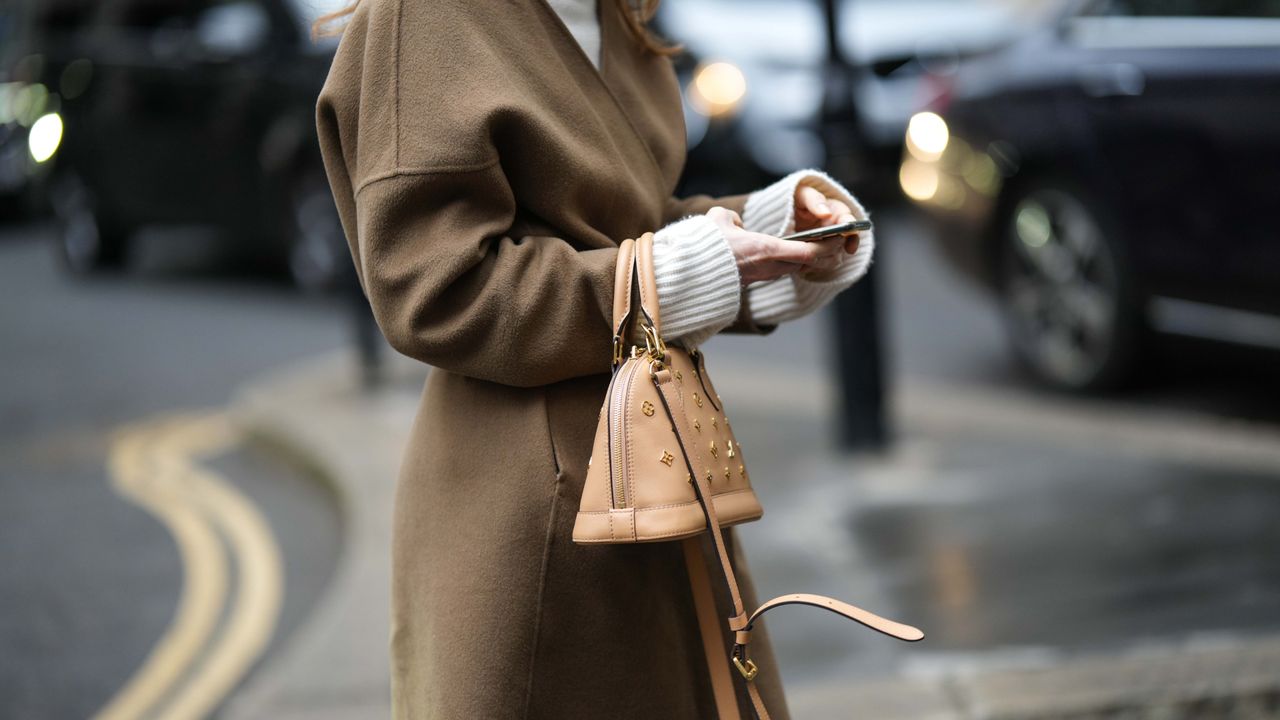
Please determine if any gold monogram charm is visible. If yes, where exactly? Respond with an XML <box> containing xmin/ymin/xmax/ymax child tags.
<box><xmin>709</xmin><ymin>441</ymin><xmax>718</xmax><ymax>459</ymax></box>
<box><xmin>660</xmin><ymin>450</ymin><xmax>675</xmax><ymax>467</ymax></box>
<box><xmin>675</xmin><ymin>370</ymin><xmax>683</xmax><ymax>383</ymax></box>
<box><xmin>641</xmin><ymin>400</ymin><xmax>655</xmax><ymax>417</ymax></box>
<box><xmin>693</xmin><ymin>392</ymin><xmax>703</xmax><ymax>408</ymax></box>
<box><xmin>686</xmin><ymin>473</ymin><xmax>693</xmax><ymax>485</ymax></box>
<box><xmin>727</xmin><ymin>441</ymin><xmax>735</xmax><ymax>459</ymax></box>
<box><xmin>739</xmin><ymin>465</ymin><xmax>746</xmax><ymax>477</ymax></box>
<box><xmin>706</xmin><ymin>470</ymin><xmax>714</xmax><ymax>485</ymax></box>
<box><xmin>711</xmin><ymin>417</ymin><xmax>718</xmax><ymax>430</ymax></box>
<box><xmin>693</xmin><ymin>419</ymin><xmax>701</xmax><ymax>432</ymax></box>
<box><xmin>724</xmin><ymin>466</ymin><xmax>731</xmax><ymax>482</ymax></box>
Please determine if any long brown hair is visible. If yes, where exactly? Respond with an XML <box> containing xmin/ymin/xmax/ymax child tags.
<box><xmin>311</xmin><ymin>0</ymin><xmax>680</xmax><ymax>55</ymax></box>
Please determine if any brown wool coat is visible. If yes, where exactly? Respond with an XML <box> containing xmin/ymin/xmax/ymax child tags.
<box><xmin>316</xmin><ymin>0</ymin><xmax>789</xmax><ymax>717</ymax></box>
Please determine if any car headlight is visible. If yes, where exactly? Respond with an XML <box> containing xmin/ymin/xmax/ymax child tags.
<box><xmin>905</xmin><ymin>111</ymin><xmax>949</xmax><ymax>162</ymax></box>
<box><xmin>29</xmin><ymin>112</ymin><xmax>63</xmax><ymax>163</ymax></box>
<box><xmin>688</xmin><ymin>61</ymin><xmax>746</xmax><ymax>118</ymax></box>
<box><xmin>899</xmin><ymin>158</ymin><xmax>939</xmax><ymax>201</ymax></box>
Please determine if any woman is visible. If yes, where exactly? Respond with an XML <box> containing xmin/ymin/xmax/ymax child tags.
<box><xmin>314</xmin><ymin>0</ymin><xmax>874</xmax><ymax>717</ymax></box>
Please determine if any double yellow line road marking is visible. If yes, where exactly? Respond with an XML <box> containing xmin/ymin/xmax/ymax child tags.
<box><xmin>96</xmin><ymin>412</ymin><xmax>283</xmax><ymax>720</ymax></box>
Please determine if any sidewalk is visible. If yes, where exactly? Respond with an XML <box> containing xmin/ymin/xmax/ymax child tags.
<box><xmin>223</xmin><ymin>345</ymin><xmax>1280</xmax><ymax>720</ymax></box>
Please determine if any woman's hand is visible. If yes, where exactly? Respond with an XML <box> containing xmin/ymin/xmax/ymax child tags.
<box><xmin>795</xmin><ymin>185</ymin><xmax>862</xmax><ymax>256</ymax></box>
<box><xmin>706</xmin><ymin>207</ymin><xmax>846</xmax><ymax>286</ymax></box>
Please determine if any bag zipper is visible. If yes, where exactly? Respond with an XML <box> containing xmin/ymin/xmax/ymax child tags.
<box><xmin>608</xmin><ymin>361</ymin><xmax>640</xmax><ymax>508</ymax></box>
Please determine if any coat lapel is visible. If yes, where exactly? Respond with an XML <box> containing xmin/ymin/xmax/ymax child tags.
<box><xmin>528</xmin><ymin>0</ymin><xmax>687</xmax><ymax>202</ymax></box>
<box><xmin>596</xmin><ymin>0</ymin><xmax>688</xmax><ymax>193</ymax></box>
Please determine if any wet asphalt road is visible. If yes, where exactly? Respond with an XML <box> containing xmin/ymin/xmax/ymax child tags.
<box><xmin>873</xmin><ymin>210</ymin><xmax>1280</xmax><ymax>659</ymax></box>
<box><xmin>853</xmin><ymin>436</ymin><xmax>1280</xmax><ymax>652</ymax></box>
<box><xmin>0</xmin><ymin>224</ymin><xmax>346</xmax><ymax>718</ymax></box>
<box><xmin>706</xmin><ymin>207</ymin><xmax>1280</xmax><ymax>687</ymax></box>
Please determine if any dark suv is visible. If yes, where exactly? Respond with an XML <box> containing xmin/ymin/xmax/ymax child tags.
<box><xmin>7</xmin><ymin>0</ymin><xmax>350</xmax><ymax>289</ymax></box>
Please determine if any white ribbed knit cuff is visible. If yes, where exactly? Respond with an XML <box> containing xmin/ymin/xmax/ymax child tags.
<box><xmin>650</xmin><ymin>214</ymin><xmax>742</xmax><ymax>348</ymax></box>
<box><xmin>741</xmin><ymin>169</ymin><xmax>875</xmax><ymax>326</ymax></box>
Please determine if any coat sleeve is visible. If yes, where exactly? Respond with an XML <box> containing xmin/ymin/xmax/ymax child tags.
<box><xmin>661</xmin><ymin>192</ymin><xmax>777</xmax><ymax>336</ymax></box>
<box><xmin>352</xmin><ymin>162</ymin><xmax>618</xmax><ymax>387</ymax></box>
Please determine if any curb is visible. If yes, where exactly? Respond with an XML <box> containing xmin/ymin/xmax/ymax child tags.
<box><xmin>220</xmin><ymin>351</ymin><xmax>424</xmax><ymax>720</ymax></box>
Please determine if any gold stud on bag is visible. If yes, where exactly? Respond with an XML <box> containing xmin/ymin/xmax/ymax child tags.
<box><xmin>573</xmin><ymin>234</ymin><xmax>924</xmax><ymax>720</ymax></box>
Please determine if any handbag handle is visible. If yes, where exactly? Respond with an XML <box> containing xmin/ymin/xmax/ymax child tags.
<box><xmin>634</xmin><ymin>232</ymin><xmax>663</xmax><ymax>336</ymax></box>
<box><xmin>611</xmin><ymin>238</ymin><xmax>637</xmax><ymax>367</ymax></box>
<box><xmin>611</xmin><ymin>233</ymin><xmax>665</xmax><ymax>367</ymax></box>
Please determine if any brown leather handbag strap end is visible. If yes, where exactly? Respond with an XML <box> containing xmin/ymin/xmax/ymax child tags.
<box><xmin>743</xmin><ymin>593</ymin><xmax>924</xmax><ymax>642</ymax></box>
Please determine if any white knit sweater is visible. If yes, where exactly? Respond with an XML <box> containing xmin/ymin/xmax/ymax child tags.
<box><xmin>550</xmin><ymin>0</ymin><xmax>875</xmax><ymax>347</ymax></box>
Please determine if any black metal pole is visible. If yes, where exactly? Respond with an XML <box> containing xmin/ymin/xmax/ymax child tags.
<box><xmin>819</xmin><ymin>0</ymin><xmax>889</xmax><ymax>451</ymax></box>
<box><xmin>348</xmin><ymin>273</ymin><xmax>384</xmax><ymax>389</ymax></box>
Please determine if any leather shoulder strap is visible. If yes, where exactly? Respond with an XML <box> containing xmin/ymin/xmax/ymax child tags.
<box><xmin>653</xmin><ymin>366</ymin><xmax>924</xmax><ymax>720</ymax></box>
<box><xmin>684</xmin><ymin>537</ymin><xmax>742</xmax><ymax>720</ymax></box>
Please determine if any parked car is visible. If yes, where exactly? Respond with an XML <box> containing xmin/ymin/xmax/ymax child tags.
<box><xmin>902</xmin><ymin>0</ymin><xmax>1280</xmax><ymax>391</ymax></box>
<box><xmin>655</xmin><ymin>0</ymin><xmax>1035</xmax><ymax>195</ymax></box>
<box><xmin>0</xmin><ymin>2</ymin><xmax>45</xmax><ymax>218</ymax></box>
<box><xmin>7</xmin><ymin>0</ymin><xmax>351</xmax><ymax>290</ymax></box>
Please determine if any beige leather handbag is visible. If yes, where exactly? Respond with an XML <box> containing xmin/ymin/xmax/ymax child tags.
<box><xmin>573</xmin><ymin>233</ymin><xmax>923</xmax><ymax>720</ymax></box>
<box><xmin>573</xmin><ymin>234</ymin><xmax>763</xmax><ymax>544</ymax></box>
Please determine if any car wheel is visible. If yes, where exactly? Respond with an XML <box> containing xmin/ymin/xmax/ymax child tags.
<box><xmin>51</xmin><ymin>172</ymin><xmax>130</xmax><ymax>273</ymax></box>
<box><xmin>286</xmin><ymin>173</ymin><xmax>350</xmax><ymax>293</ymax></box>
<box><xmin>998</xmin><ymin>182</ymin><xmax>1140</xmax><ymax>392</ymax></box>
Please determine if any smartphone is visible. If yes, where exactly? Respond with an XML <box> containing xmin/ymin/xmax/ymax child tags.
<box><xmin>782</xmin><ymin>219</ymin><xmax>873</xmax><ymax>242</ymax></box>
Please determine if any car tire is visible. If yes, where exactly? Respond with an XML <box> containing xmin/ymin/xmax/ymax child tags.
<box><xmin>51</xmin><ymin>172</ymin><xmax>131</xmax><ymax>274</ymax></box>
<box><xmin>285</xmin><ymin>172</ymin><xmax>351</xmax><ymax>293</ymax></box>
<box><xmin>997</xmin><ymin>180</ymin><xmax>1142</xmax><ymax>392</ymax></box>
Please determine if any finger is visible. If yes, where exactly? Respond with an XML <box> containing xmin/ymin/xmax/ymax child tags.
<box><xmin>796</xmin><ymin>186</ymin><xmax>830</xmax><ymax>219</ymax></box>
<box><xmin>706</xmin><ymin>206</ymin><xmax>744</xmax><ymax>228</ymax></box>
<box><xmin>716</xmin><ymin>206</ymin><xmax>747</xmax><ymax>225</ymax></box>
<box><xmin>830</xmin><ymin>212</ymin><xmax>856</xmax><ymax>237</ymax></box>
<box><xmin>806</xmin><ymin>236</ymin><xmax>846</xmax><ymax>260</ymax></box>
<box><xmin>844</xmin><ymin>234</ymin><xmax>861</xmax><ymax>254</ymax></box>
<box><xmin>758</xmin><ymin>238</ymin><xmax>817</xmax><ymax>266</ymax></box>
<box><xmin>765</xmin><ymin>236</ymin><xmax>837</xmax><ymax>265</ymax></box>
<box><xmin>826</xmin><ymin>201</ymin><xmax>852</xmax><ymax>220</ymax></box>
<box><xmin>739</xmin><ymin>258</ymin><xmax>807</xmax><ymax>285</ymax></box>
<box><xmin>810</xmin><ymin>250</ymin><xmax>842</xmax><ymax>267</ymax></box>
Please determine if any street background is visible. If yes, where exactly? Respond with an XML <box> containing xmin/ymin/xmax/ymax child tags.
<box><xmin>5</xmin><ymin>205</ymin><xmax>1279</xmax><ymax>717</ymax></box>
<box><xmin>3</xmin><ymin>0</ymin><xmax>1279</xmax><ymax>718</ymax></box>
